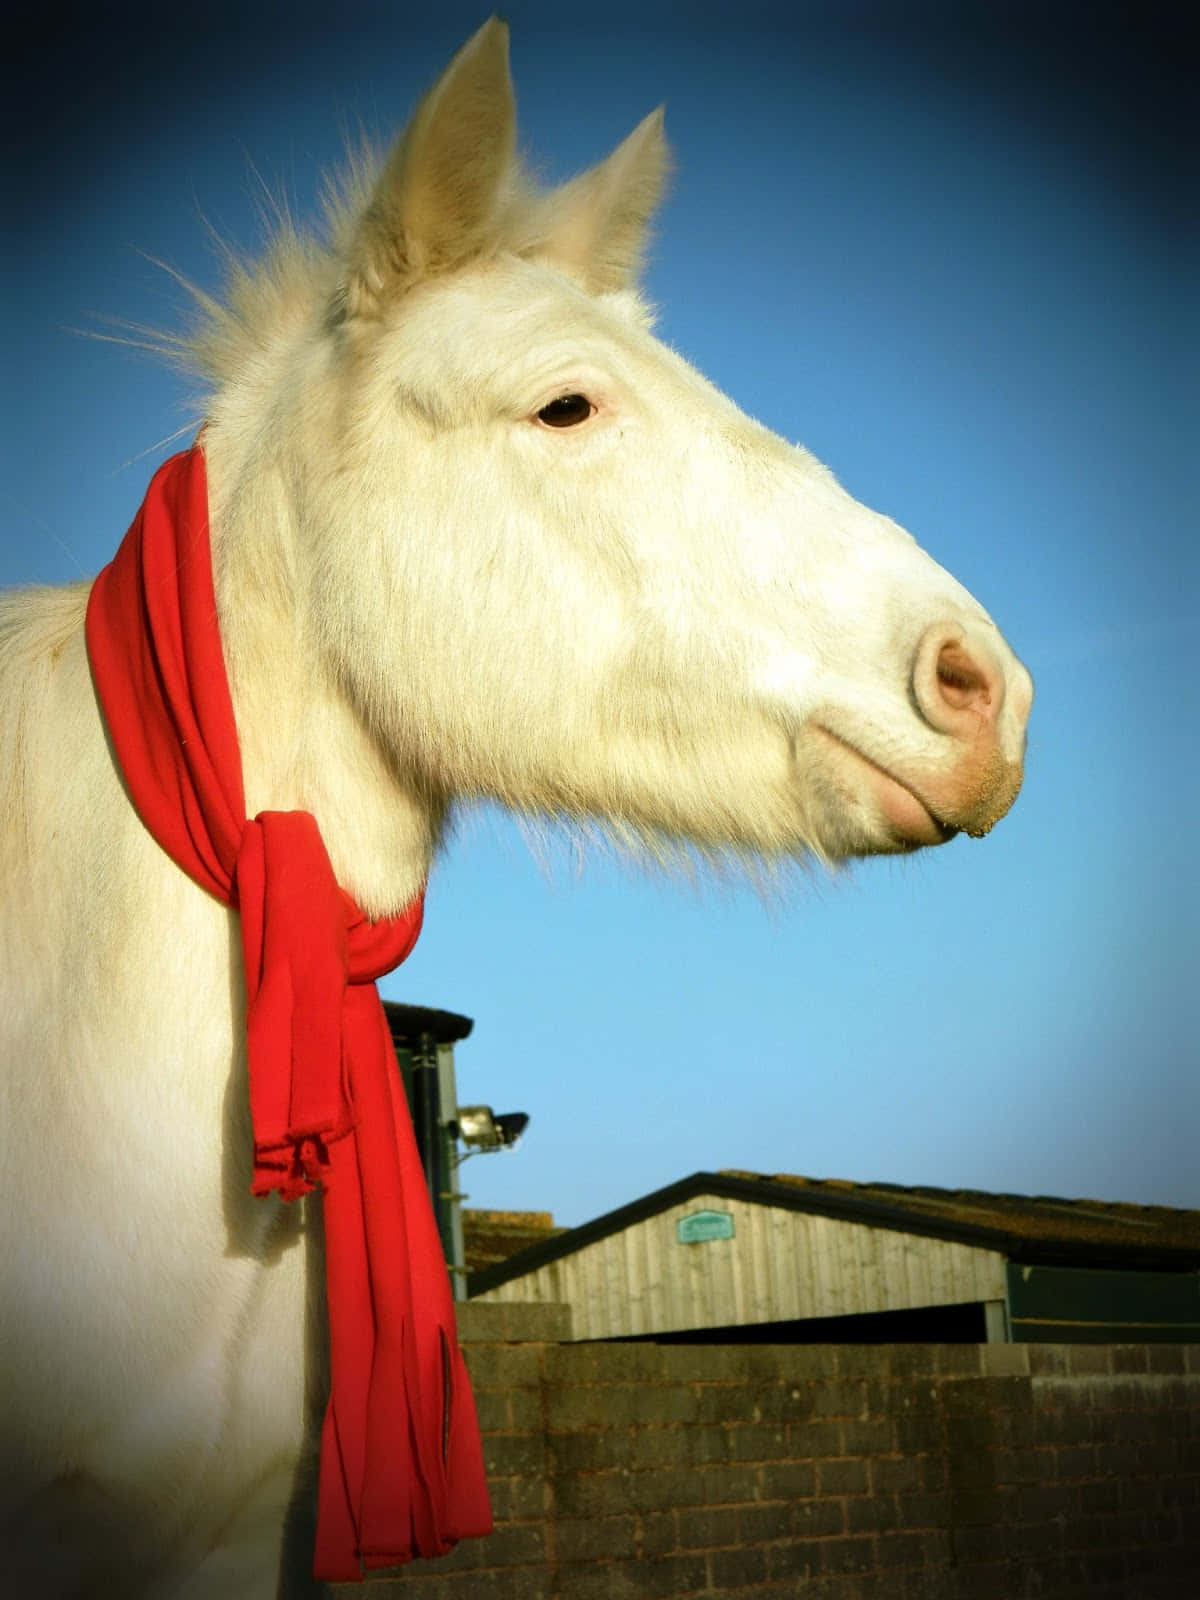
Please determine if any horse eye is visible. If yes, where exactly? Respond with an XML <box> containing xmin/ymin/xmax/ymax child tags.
<box><xmin>536</xmin><ymin>393</ymin><xmax>595</xmax><ymax>429</ymax></box>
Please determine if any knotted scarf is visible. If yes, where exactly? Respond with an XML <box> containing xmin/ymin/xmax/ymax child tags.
<box><xmin>85</xmin><ymin>444</ymin><xmax>492</xmax><ymax>1580</ymax></box>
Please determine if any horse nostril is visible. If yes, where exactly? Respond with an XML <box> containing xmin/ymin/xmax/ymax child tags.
<box><xmin>935</xmin><ymin>640</ymin><xmax>993</xmax><ymax>715</ymax></box>
<box><xmin>912</xmin><ymin>624</ymin><xmax>1005</xmax><ymax>736</ymax></box>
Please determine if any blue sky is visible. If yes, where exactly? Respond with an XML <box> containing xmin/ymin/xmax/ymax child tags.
<box><xmin>8</xmin><ymin>3</ymin><xmax>1194</xmax><ymax>1225</ymax></box>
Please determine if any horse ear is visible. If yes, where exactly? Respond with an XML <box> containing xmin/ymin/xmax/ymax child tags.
<box><xmin>345</xmin><ymin>17</ymin><xmax>516</xmax><ymax>313</ymax></box>
<box><xmin>540</xmin><ymin>109</ymin><xmax>671</xmax><ymax>292</ymax></box>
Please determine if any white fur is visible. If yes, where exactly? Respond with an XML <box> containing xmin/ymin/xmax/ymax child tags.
<box><xmin>0</xmin><ymin>20</ymin><xmax>1031</xmax><ymax>1596</ymax></box>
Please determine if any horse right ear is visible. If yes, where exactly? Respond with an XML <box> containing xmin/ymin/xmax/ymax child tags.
<box><xmin>343</xmin><ymin>17</ymin><xmax>516</xmax><ymax>315</ymax></box>
<box><xmin>536</xmin><ymin>109</ymin><xmax>671</xmax><ymax>293</ymax></box>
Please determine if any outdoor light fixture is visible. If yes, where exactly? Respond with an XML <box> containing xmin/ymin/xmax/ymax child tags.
<box><xmin>453</xmin><ymin>1105</ymin><xmax>530</xmax><ymax>1153</ymax></box>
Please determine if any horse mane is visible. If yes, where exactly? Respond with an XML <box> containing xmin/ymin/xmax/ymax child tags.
<box><xmin>174</xmin><ymin>134</ymin><xmax>623</xmax><ymax>397</ymax></box>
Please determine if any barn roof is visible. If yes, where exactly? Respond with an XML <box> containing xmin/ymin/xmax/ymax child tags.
<box><xmin>468</xmin><ymin>1171</ymin><xmax>1200</xmax><ymax>1296</ymax></box>
<box><xmin>463</xmin><ymin>1209</ymin><xmax>566</xmax><ymax>1274</ymax></box>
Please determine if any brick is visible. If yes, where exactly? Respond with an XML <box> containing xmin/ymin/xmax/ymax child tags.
<box><xmin>548</xmin><ymin>1428</ymin><xmax>632</xmax><ymax>1473</ymax></box>
<box><xmin>835</xmin><ymin>1346</ymin><xmax>895</xmax><ymax>1377</ymax></box>
<box><xmin>789</xmin><ymin>1418</ymin><xmax>844</xmax><ymax>1456</ymax></box>
<box><xmin>891</xmin><ymin>1379</ymin><xmax>942</xmax><ymax>1415</ymax></box>
<box><xmin>944</xmin><ymin>1376</ymin><xmax>1031</xmax><ymax>1415</ymax></box>
<box><xmin>791</xmin><ymin>1497</ymin><xmax>846</xmax><ymax>1538</ymax></box>
<box><xmin>482</xmin><ymin>1433</ymin><xmax>545</xmax><ymax>1476</ymax></box>
<box><xmin>676</xmin><ymin>1504</ymin><xmax>739</xmax><ymax>1548</ymax></box>
<box><xmin>465</xmin><ymin>1521</ymin><xmax>545</xmax><ymax>1566</ymax></box>
<box><xmin>1065</xmin><ymin>1345</ymin><xmax>1112</xmax><ymax>1376</ymax></box>
<box><xmin>817</xmin><ymin>1456</ymin><xmax>870</xmax><ymax>1496</ymax></box>
<box><xmin>895</xmin><ymin>1415</ymin><xmax>944</xmax><ymax>1454</ymax></box>
<box><xmin>1008</xmin><ymin>1516</ymin><xmax>1062</xmax><ymax>1557</ymax></box>
<box><xmin>846</xmin><ymin>1492</ymin><xmax>898</xmax><ymax>1532</ymax></box>
<box><xmin>999</xmin><ymin>1409</ymin><xmax>1037</xmax><ymax>1448</ymax></box>
<box><xmin>1137</xmin><ymin>1437</ymin><xmax>1182</xmax><ymax>1476</ymax></box>
<box><xmin>694</xmin><ymin>1383</ymin><xmax>759</xmax><ymax>1423</ymax></box>
<box><xmin>885</xmin><ymin>1347</ymin><xmax>943</xmax><ymax>1378</ymax></box>
<box><xmin>1111</xmin><ymin>1346</ymin><xmax>1151</xmax><ymax>1375</ymax></box>
<box><xmin>405</xmin><ymin>1533</ymin><xmax>486</xmax><ymax>1574</ymax></box>
<box><xmin>740</xmin><ymin>1345</ymin><xmax>831</xmax><ymax>1381</ymax></box>
<box><xmin>946</xmin><ymin>1559</ymin><xmax>1020</xmax><ymax>1599</ymax></box>
<box><xmin>709</xmin><ymin>1544</ymin><xmax>769</xmax><ymax>1586</ymax></box>
<box><xmin>543</xmin><ymin>1387</ymin><xmax>618</xmax><ymax>1429</ymax></box>
<box><xmin>636</xmin><ymin>1386</ymin><xmax>702</xmax><ymax>1425</ymax></box>
<box><xmin>626</xmin><ymin>1467</ymin><xmax>707</xmax><ymax>1511</ymax></box>
<box><xmin>547</xmin><ymin>1382</ymin><xmax>690</xmax><ymax>1428</ymax></box>
<box><xmin>547</xmin><ymin>1341</ymin><xmax>665</xmax><ymax>1383</ymax></box>
<box><xmin>1147</xmin><ymin>1346</ymin><xmax>1187</xmax><ymax>1375</ymax></box>
<box><xmin>934</xmin><ymin>1346</ymin><xmax>981</xmax><ymax>1376</ymax></box>
<box><xmin>992</xmin><ymin>1446</ymin><xmax>1042</xmax><ymax>1486</ymax></box>
<box><xmin>895</xmin><ymin>1491</ymin><xmax>949</xmax><ymax>1530</ymax></box>
<box><xmin>464</xmin><ymin>1342</ymin><xmax>542</xmax><ymax>1386</ymax></box>
<box><xmin>752</xmin><ymin>1382</ymin><xmax>818</xmax><ymax>1421</ymax></box>
<box><xmin>471</xmin><ymin>1388</ymin><xmax>511</xmax><ymax>1432</ymax></box>
<box><xmin>1027</xmin><ymin>1345</ymin><xmax>1072</xmax><ymax>1376</ymax></box>
<box><xmin>1031</xmin><ymin>1401</ymin><xmax>1086</xmax><ymax>1443</ymax></box>
<box><xmin>737</xmin><ymin>1500</ymin><xmax>793</xmax><ymax>1542</ymax></box>
<box><xmin>811</xmin><ymin>1380</ymin><xmax>870</xmax><ymax>1419</ymax></box>
<box><xmin>948</xmin><ymin>1487</ymin><xmax>1012</xmax><ymax>1527</ymax></box>
<box><xmin>945</xmin><ymin>1415</ymin><xmax>1001</xmax><ymax>1456</ymax></box>
<box><xmin>391</xmin><ymin>1570</ymin><xmax>554</xmax><ymax>1600</ymax></box>
<box><xmin>1015</xmin><ymin>1483</ymin><xmax>1076</xmax><ymax>1523</ymax></box>
<box><xmin>779</xmin><ymin>1346</ymin><xmax>842</xmax><ymax>1379</ymax></box>
<box><xmin>553</xmin><ymin>1470</ymin><xmax>634</xmax><ymax>1517</ymax></box>
<box><xmin>727</xmin><ymin>1422</ymin><xmax>790</xmax><ymax>1461</ymax></box>
<box><xmin>1160</xmin><ymin>1475</ymin><xmax>1200</xmax><ymax>1510</ymax></box>
<box><xmin>817</xmin><ymin>1535</ymin><xmax>876</xmax><ymax>1575</ymax></box>
<box><xmin>757</xmin><ymin>1458</ymin><xmax>817</xmax><ymax>1500</ymax></box>
<box><xmin>841</xmin><ymin>1417</ymin><xmax>894</xmax><ymax>1455</ymax></box>
<box><xmin>1094</xmin><ymin>1439</ymin><xmax>1145</xmax><ymax>1478</ymax></box>
<box><xmin>705</xmin><ymin>1588</ymin><xmax>807</xmax><ymax>1600</ymax></box>
<box><xmin>508</xmin><ymin>1302</ymin><xmax>571</xmax><ymax>1341</ymax></box>
<box><xmin>638</xmin><ymin>1510</ymin><xmax>678</xmax><ymax>1557</ymax></box>
<box><xmin>657</xmin><ymin>1346</ymin><xmax>752</xmax><ymax>1382</ymax></box>
<box><xmin>553</xmin><ymin>1515</ymin><xmax>637</xmax><ymax>1563</ymax></box>
<box><xmin>766</xmin><ymin>1541</ymin><xmax>819</xmax><ymax>1581</ymax></box>
<box><xmin>870</xmin><ymin>1454</ymin><xmax>922</xmax><ymax>1496</ymax></box>
<box><xmin>456</xmin><ymin>1302</ymin><xmax>510</xmax><ymax>1342</ymax></box>
<box><xmin>507</xmin><ymin>1387</ymin><xmax>543</xmax><ymax>1430</ymax></box>
<box><xmin>484</xmin><ymin>1475</ymin><xmax>545</xmax><ymax>1522</ymax></box>
<box><xmin>630</xmin><ymin>1423</ymin><xmax>727</xmax><ymax>1470</ymax></box>
<box><xmin>953</xmin><ymin>1516</ymin><xmax>1017</xmax><ymax>1568</ymax></box>
<box><xmin>557</xmin><ymin>1554</ymin><xmax>708</xmax><ymax>1600</ymax></box>
<box><xmin>977</xmin><ymin>1345</ymin><xmax>1030</xmax><ymax>1378</ymax></box>
<box><xmin>464</xmin><ymin>1301</ymin><xmax>570</xmax><ymax>1343</ymax></box>
<box><xmin>945</xmin><ymin>1449</ymin><xmax>1007</xmax><ymax>1494</ymax></box>
<box><xmin>1057</xmin><ymin>1443</ymin><xmax>1096</xmax><ymax>1481</ymax></box>
<box><xmin>1079</xmin><ymin>1479</ymin><xmax>1122</xmax><ymax>1515</ymax></box>
<box><xmin>702</xmin><ymin>1463</ymin><xmax>760</xmax><ymax>1503</ymax></box>
<box><xmin>877</xmin><ymin>1530</ymin><xmax>932</xmax><ymax>1570</ymax></box>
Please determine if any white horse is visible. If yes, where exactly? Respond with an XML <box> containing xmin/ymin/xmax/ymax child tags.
<box><xmin>0</xmin><ymin>19</ymin><xmax>1031</xmax><ymax>1598</ymax></box>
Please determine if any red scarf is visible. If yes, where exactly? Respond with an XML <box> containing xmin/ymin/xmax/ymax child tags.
<box><xmin>85</xmin><ymin>445</ymin><xmax>491</xmax><ymax>1580</ymax></box>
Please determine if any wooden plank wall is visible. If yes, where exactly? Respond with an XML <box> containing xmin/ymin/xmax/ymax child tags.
<box><xmin>476</xmin><ymin>1195</ymin><xmax>1008</xmax><ymax>1339</ymax></box>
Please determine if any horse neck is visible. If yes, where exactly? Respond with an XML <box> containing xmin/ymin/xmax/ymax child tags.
<box><xmin>206</xmin><ymin>431</ymin><xmax>440</xmax><ymax>920</ymax></box>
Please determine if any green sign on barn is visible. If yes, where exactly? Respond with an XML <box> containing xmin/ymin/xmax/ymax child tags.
<box><xmin>677</xmin><ymin>1209</ymin><xmax>736</xmax><ymax>1244</ymax></box>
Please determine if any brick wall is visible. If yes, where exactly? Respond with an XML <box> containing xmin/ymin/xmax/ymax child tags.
<box><xmin>343</xmin><ymin>1304</ymin><xmax>1200</xmax><ymax>1600</ymax></box>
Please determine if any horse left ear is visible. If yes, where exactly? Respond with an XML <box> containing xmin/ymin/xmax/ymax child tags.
<box><xmin>344</xmin><ymin>17</ymin><xmax>516</xmax><ymax>314</ymax></box>
<box><xmin>539</xmin><ymin>108</ymin><xmax>671</xmax><ymax>292</ymax></box>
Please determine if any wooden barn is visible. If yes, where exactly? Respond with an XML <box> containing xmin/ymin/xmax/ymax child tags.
<box><xmin>467</xmin><ymin>1171</ymin><xmax>1200</xmax><ymax>1344</ymax></box>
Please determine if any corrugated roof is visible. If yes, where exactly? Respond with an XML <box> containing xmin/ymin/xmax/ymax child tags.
<box><xmin>468</xmin><ymin>1171</ymin><xmax>1200</xmax><ymax>1296</ymax></box>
